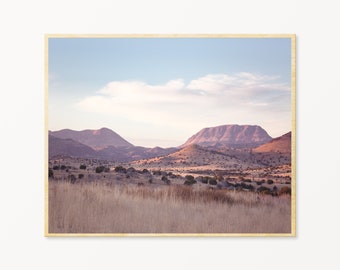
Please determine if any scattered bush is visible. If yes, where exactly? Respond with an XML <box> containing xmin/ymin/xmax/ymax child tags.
<box><xmin>185</xmin><ymin>175</ymin><xmax>195</xmax><ymax>181</ymax></box>
<box><xmin>152</xmin><ymin>170</ymin><xmax>162</xmax><ymax>176</ymax></box>
<box><xmin>184</xmin><ymin>178</ymin><xmax>197</xmax><ymax>185</ymax></box>
<box><xmin>60</xmin><ymin>165</ymin><xmax>67</xmax><ymax>170</ymax></box>
<box><xmin>79</xmin><ymin>164</ymin><xmax>87</xmax><ymax>170</ymax></box>
<box><xmin>115</xmin><ymin>166</ymin><xmax>127</xmax><ymax>173</ymax></box>
<box><xmin>53</xmin><ymin>165</ymin><xmax>59</xmax><ymax>170</ymax></box>
<box><xmin>240</xmin><ymin>182</ymin><xmax>254</xmax><ymax>190</ymax></box>
<box><xmin>127</xmin><ymin>167</ymin><xmax>136</xmax><ymax>173</ymax></box>
<box><xmin>142</xmin><ymin>169</ymin><xmax>150</xmax><ymax>174</ymax></box>
<box><xmin>78</xmin><ymin>174</ymin><xmax>84</xmax><ymax>179</ymax></box>
<box><xmin>209</xmin><ymin>179</ymin><xmax>217</xmax><ymax>185</ymax></box>
<box><xmin>267</xmin><ymin>180</ymin><xmax>274</xmax><ymax>185</ymax></box>
<box><xmin>161</xmin><ymin>176</ymin><xmax>171</xmax><ymax>185</ymax></box>
<box><xmin>201</xmin><ymin>177</ymin><xmax>209</xmax><ymax>184</ymax></box>
<box><xmin>257</xmin><ymin>186</ymin><xmax>271</xmax><ymax>194</ymax></box>
<box><xmin>95</xmin><ymin>166</ymin><xmax>105</xmax><ymax>173</ymax></box>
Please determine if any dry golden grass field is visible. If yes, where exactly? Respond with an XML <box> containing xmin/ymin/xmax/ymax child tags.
<box><xmin>48</xmin><ymin>180</ymin><xmax>291</xmax><ymax>234</ymax></box>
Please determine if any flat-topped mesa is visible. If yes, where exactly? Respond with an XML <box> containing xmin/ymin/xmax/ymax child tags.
<box><xmin>181</xmin><ymin>124</ymin><xmax>272</xmax><ymax>148</ymax></box>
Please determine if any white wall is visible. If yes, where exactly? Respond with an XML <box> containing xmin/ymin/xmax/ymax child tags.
<box><xmin>1</xmin><ymin>1</ymin><xmax>339</xmax><ymax>269</ymax></box>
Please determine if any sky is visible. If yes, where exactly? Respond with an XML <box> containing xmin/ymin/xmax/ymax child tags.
<box><xmin>48</xmin><ymin>36</ymin><xmax>293</xmax><ymax>147</ymax></box>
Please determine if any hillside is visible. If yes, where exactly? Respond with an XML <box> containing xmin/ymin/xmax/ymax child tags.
<box><xmin>254</xmin><ymin>132</ymin><xmax>291</xmax><ymax>153</ymax></box>
<box><xmin>133</xmin><ymin>144</ymin><xmax>250</xmax><ymax>171</ymax></box>
<box><xmin>48</xmin><ymin>135</ymin><xmax>97</xmax><ymax>158</ymax></box>
<box><xmin>49</xmin><ymin>127</ymin><xmax>133</xmax><ymax>149</ymax></box>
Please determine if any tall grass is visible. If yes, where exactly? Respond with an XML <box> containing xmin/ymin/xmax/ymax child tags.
<box><xmin>48</xmin><ymin>181</ymin><xmax>291</xmax><ymax>234</ymax></box>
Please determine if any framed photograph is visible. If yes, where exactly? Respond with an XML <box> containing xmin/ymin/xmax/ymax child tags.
<box><xmin>45</xmin><ymin>34</ymin><xmax>295</xmax><ymax>236</ymax></box>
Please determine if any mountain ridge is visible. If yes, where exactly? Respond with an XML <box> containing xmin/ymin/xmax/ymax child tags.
<box><xmin>49</xmin><ymin>127</ymin><xmax>133</xmax><ymax>149</ymax></box>
<box><xmin>48</xmin><ymin>125</ymin><xmax>287</xmax><ymax>162</ymax></box>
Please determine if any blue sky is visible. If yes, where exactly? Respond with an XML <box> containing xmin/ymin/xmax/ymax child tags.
<box><xmin>48</xmin><ymin>37</ymin><xmax>292</xmax><ymax>147</ymax></box>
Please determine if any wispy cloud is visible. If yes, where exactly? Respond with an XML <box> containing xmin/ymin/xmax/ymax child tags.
<box><xmin>76</xmin><ymin>72</ymin><xmax>291</xmax><ymax>138</ymax></box>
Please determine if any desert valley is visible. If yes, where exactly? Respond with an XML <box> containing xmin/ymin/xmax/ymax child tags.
<box><xmin>48</xmin><ymin>124</ymin><xmax>293</xmax><ymax>234</ymax></box>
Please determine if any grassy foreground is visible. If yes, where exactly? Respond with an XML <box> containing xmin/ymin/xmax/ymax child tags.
<box><xmin>48</xmin><ymin>181</ymin><xmax>291</xmax><ymax>234</ymax></box>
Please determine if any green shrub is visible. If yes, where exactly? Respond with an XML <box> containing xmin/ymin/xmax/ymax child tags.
<box><xmin>115</xmin><ymin>166</ymin><xmax>127</xmax><ymax>173</ymax></box>
<box><xmin>209</xmin><ymin>179</ymin><xmax>217</xmax><ymax>185</ymax></box>
<box><xmin>53</xmin><ymin>165</ymin><xmax>59</xmax><ymax>170</ymax></box>
<box><xmin>184</xmin><ymin>179</ymin><xmax>197</xmax><ymax>185</ymax></box>
<box><xmin>142</xmin><ymin>169</ymin><xmax>150</xmax><ymax>174</ymax></box>
<box><xmin>257</xmin><ymin>186</ymin><xmax>271</xmax><ymax>194</ymax></box>
<box><xmin>185</xmin><ymin>175</ymin><xmax>195</xmax><ymax>181</ymax></box>
<box><xmin>161</xmin><ymin>176</ymin><xmax>171</xmax><ymax>185</ymax></box>
<box><xmin>78</xmin><ymin>174</ymin><xmax>84</xmax><ymax>179</ymax></box>
<box><xmin>240</xmin><ymin>182</ymin><xmax>254</xmax><ymax>190</ymax></box>
<box><xmin>95</xmin><ymin>166</ymin><xmax>105</xmax><ymax>173</ymax></box>
<box><xmin>267</xmin><ymin>179</ymin><xmax>274</xmax><ymax>185</ymax></box>
<box><xmin>201</xmin><ymin>177</ymin><xmax>209</xmax><ymax>184</ymax></box>
<box><xmin>127</xmin><ymin>167</ymin><xmax>136</xmax><ymax>173</ymax></box>
<box><xmin>79</xmin><ymin>164</ymin><xmax>86</xmax><ymax>170</ymax></box>
<box><xmin>152</xmin><ymin>170</ymin><xmax>162</xmax><ymax>175</ymax></box>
